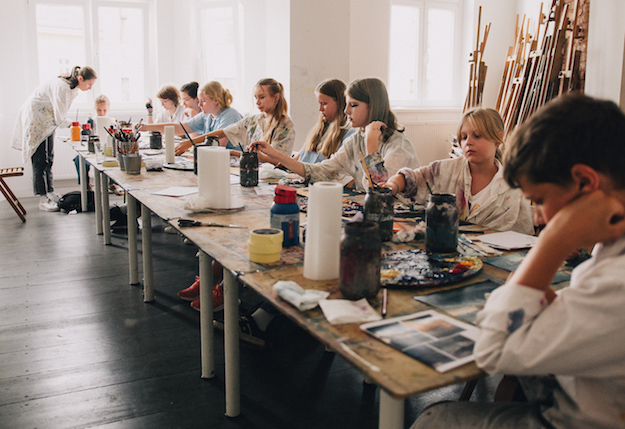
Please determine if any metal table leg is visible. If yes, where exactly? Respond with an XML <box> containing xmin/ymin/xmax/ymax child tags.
<box><xmin>379</xmin><ymin>389</ymin><xmax>404</xmax><ymax>429</ymax></box>
<box><xmin>79</xmin><ymin>154</ymin><xmax>88</xmax><ymax>213</ymax></box>
<box><xmin>199</xmin><ymin>251</ymin><xmax>215</xmax><ymax>379</ymax></box>
<box><xmin>101</xmin><ymin>175</ymin><xmax>111</xmax><ymax>245</ymax></box>
<box><xmin>223</xmin><ymin>269</ymin><xmax>240</xmax><ymax>417</ymax></box>
<box><xmin>141</xmin><ymin>204</ymin><xmax>154</xmax><ymax>302</ymax></box>
<box><xmin>127</xmin><ymin>194</ymin><xmax>139</xmax><ymax>285</ymax></box>
<box><xmin>94</xmin><ymin>170</ymin><xmax>102</xmax><ymax>235</ymax></box>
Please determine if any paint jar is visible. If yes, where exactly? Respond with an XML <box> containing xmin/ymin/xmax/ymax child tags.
<box><xmin>88</xmin><ymin>135</ymin><xmax>99</xmax><ymax>154</ymax></box>
<box><xmin>339</xmin><ymin>221</ymin><xmax>381</xmax><ymax>300</ymax></box>
<box><xmin>149</xmin><ymin>131</ymin><xmax>162</xmax><ymax>149</ymax></box>
<box><xmin>248</xmin><ymin>228</ymin><xmax>283</xmax><ymax>263</ymax></box>
<box><xmin>270</xmin><ymin>185</ymin><xmax>300</xmax><ymax>247</ymax></box>
<box><xmin>123</xmin><ymin>154</ymin><xmax>142</xmax><ymax>175</ymax></box>
<box><xmin>80</xmin><ymin>123</ymin><xmax>92</xmax><ymax>146</ymax></box>
<box><xmin>425</xmin><ymin>193</ymin><xmax>459</xmax><ymax>253</ymax></box>
<box><xmin>364</xmin><ymin>187</ymin><xmax>394</xmax><ymax>242</ymax></box>
<box><xmin>239</xmin><ymin>151</ymin><xmax>259</xmax><ymax>187</ymax></box>
<box><xmin>70</xmin><ymin>122</ymin><xmax>81</xmax><ymax>141</ymax></box>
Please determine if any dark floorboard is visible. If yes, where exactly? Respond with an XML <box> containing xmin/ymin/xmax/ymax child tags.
<box><xmin>0</xmin><ymin>194</ymin><xmax>499</xmax><ymax>428</ymax></box>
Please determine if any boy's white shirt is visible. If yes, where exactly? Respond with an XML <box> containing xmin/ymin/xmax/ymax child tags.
<box><xmin>475</xmin><ymin>234</ymin><xmax>625</xmax><ymax>429</ymax></box>
<box><xmin>398</xmin><ymin>156</ymin><xmax>535</xmax><ymax>235</ymax></box>
<box><xmin>154</xmin><ymin>103</ymin><xmax>186</xmax><ymax>124</ymax></box>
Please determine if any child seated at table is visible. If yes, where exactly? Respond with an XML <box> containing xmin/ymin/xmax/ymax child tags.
<box><xmin>73</xmin><ymin>94</ymin><xmax>110</xmax><ymax>190</ymax></box>
<box><xmin>382</xmin><ymin>108</ymin><xmax>534</xmax><ymax>234</ymax></box>
<box><xmin>410</xmin><ymin>93</ymin><xmax>625</xmax><ymax>429</ymax></box>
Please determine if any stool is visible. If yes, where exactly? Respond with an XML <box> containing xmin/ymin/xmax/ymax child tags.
<box><xmin>0</xmin><ymin>167</ymin><xmax>27</xmax><ymax>222</ymax></box>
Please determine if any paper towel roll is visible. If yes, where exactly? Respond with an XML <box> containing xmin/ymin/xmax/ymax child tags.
<box><xmin>94</xmin><ymin>116</ymin><xmax>113</xmax><ymax>146</ymax></box>
<box><xmin>165</xmin><ymin>125</ymin><xmax>175</xmax><ymax>164</ymax></box>
<box><xmin>198</xmin><ymin>146</ymin><xmax>231</xmax><ymax>208</ymax></box>
<box><xmin>303</xmin><ymin>182</ymin><xmax>343</xmax><ymax>280</ymax></box>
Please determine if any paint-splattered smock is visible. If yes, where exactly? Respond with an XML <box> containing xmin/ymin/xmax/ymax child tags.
<box><xmin>474</xmin><ymin>234</ymin><xmax>625</xmax><ymax>429</ymax></box>
<box><xmin>397</xmin><ymin>156</ymin><xmax>533</xmax><ymax>234</ymax></box>
<box><xmin>223</xmin><ymin>113</ymin><xmax>295</xmax><ymax>156</ymax></box>
<box><xmin>303</xmin><ymin>129</ymin><xmax>419</xmax><ymax>191</ymax></box>
<box><xmin>11</xmin><ymin>78</ymin><xmax>79</xmax><ymax>163</ymax></box>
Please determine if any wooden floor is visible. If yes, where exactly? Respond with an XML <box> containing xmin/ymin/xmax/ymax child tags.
<box><xmin>0</xmin><ymin>192</ymin><xmax>498</xmax><ymax>429</ymax></box>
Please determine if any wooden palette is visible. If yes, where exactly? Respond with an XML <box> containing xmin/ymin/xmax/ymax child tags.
<box><xmin>380</xmin><ymin>249</ymin><xmax>482</xmax><ymax>288</ymax></box>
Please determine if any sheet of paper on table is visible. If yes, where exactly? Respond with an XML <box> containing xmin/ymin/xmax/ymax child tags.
<box><xmin>152</xmin><ymin>186</ymin><xmax>198</xmax><ymax>197</ymax></box>
<box><xmin>478</xmin><ymin>231</ymin><xmax>538</xmax><ymax>250</ymax></box>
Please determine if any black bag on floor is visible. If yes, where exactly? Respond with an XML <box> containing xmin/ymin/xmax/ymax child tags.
<box><xmin>57</xmin><ymin>190</ymin><xmax>95</xmax><ymax>213</ymax></box>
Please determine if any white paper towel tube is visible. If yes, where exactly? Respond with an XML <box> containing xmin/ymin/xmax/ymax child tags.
<box><xmin>198</xmin><ymin>146</ymin><xmax>231</xmax><ymax>208</ymax></box>
<box><xmin>303</xmin><ymin>182</ymin><xmax>343</xmax><ymax>280</ymax></box>
<box><xmin>165</xmin><ymin>125</ymin><xmax>175</xmax><ymax>164</ymax></box>
<box><xmin>94</xmin><ymin>116</ymin><xmax>113</xmax><ymax>145</ymax></box>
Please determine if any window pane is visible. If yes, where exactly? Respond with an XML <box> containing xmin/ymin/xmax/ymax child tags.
<box><xmin>35</xmin><ymin>5</ymin><xmax>86</xmax><ymax>81</ymax></box>
<box><xmin>98</xmin><ymin>7</ymin><xmax>145</xmax><ymax>104</ymax></box>
<box><xmin>426</xmin><ymin>8</ymin><xmax>454</xmax><ymax>102</ymax></box>
<box><xmin>199</xmin><ymin>6</ymin><xmax>239</xmax><ymax>102</ymax></box>
<box><xmin>388</xmin><ymin>5</ymin><xmax>419</xmax><ymax>102</ymax></box>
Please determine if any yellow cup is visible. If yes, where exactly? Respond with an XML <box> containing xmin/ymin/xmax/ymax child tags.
<box><xmin>248</xmin><ymin>228</ymin><xmax>283</xmax><ymax>263</ymax></box>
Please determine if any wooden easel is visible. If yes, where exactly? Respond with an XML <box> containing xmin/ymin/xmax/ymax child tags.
<box><xmin>464</xmin><ymin>6</ymin><xmax>491</xmax><ymax>112</ymax></box>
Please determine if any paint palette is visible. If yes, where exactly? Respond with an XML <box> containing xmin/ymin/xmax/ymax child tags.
<box><xmin>380</xmin><ymin>249</ymin><xmax>482</xmax><ymax>288</ymax></box>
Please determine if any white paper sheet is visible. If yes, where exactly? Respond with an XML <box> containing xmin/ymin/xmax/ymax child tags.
<box><xmin>152</xmin><ymin>186</ymin><xmax>198</xmax><ymax>197</ymax></box>
<box><xmin>479</xmin><ymin>231</ymin><xmax>538</xmax><ymax>250</ymax></box>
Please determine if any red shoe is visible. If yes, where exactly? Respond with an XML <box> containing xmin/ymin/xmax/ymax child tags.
<box><xmin>177</xmin><ymin>276</ymin><xmax>200</xmax><ymax>301</ymax></box>
<box><xmin>190</xmin><ymin>283</ymin><xmax>224</xmax><ymax>312</ymax></box>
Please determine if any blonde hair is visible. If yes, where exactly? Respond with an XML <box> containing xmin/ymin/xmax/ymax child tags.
<box><xmin>256</xmin><ymin>78</ymin><xmax>288</xmax><ymax>143</ymax></box>
<box><xmin>459</xmin><ymin>108</ymin><xmax>505</xmax><ymax>160</ymax></box>
<box><xmin>303</xmin><ymin>79</ymin><xmax>349</xmax><ymax>158</ymax></box>
<box><xmin>201</xmin><ymin>81</ymin><xmax>233</xmax><ymax>110</ymax></box>
<box><xmin>347</xmin><ymin>78</ymin><xmax>403</xmax><ymax>142</ymax></box>
<box><xmin>156</xmin><ymin>85</ymin><xmax>180</xmax><ymax>106</ymax></box>
<box><xmin>94</xmin><ymin>94</ymin><xmax>110</xmax><ymax>107</ymax></box>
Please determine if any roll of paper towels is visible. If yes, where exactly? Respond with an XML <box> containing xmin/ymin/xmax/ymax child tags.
<box><xmin>94</xmin><ymin>116</ymin><xmax>113</xmax><ymax>145</ymax></box>
<box><xmin>197</xmin><ymin>146</ymin><xmax>231</xmax><ymax>208</ymax></box>
<box><xmin>165</xmin><ymin>125</ymin><xmax>175</xmax><ymax>164</ymax></box>
<box><xmin>303</xmin><ymin>182</ymin><xmax>343</xmax><ymax>280</ymax></box>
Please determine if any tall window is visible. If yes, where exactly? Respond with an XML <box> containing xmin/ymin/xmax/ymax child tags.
<box><xmin>196</xmin><ymin>0</ymin><xmax>244</xmax><ymax>108</ymax></box>
<box><xmin>388</xmin><ymin>0</ymin><xmax>462</xmax><ymax>108</ymax></box>
<box><xmin>32</xmin><ymin>0</ymin><xmax>148</xmax><ymax>109</ymax></box>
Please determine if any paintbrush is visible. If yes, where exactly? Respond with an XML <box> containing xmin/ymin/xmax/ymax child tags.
<box><xmin>179</xmin><ymin>122</ymin><xmax>195</xmax><ymax>144</ymax></box>
<box><xmin>425</xmin><ymin>180</ymin><xmax>433</xmax><ymax>194</ymax></box>
<box><xmin>359</xmin><ymin>152</ymin><xmax>376</xmax><ymax>189</ymax></box>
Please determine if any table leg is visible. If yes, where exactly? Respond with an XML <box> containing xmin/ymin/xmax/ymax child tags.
<box><xmin>142</xmin><ymin>204</ymin><xmax>154</xmax><ymax>302</ymax></box>
<box><xmin>379</xmin><ymin>389</ymin><xmax>404</xmax><ymax>429</ymax></box>
<box><xmin>79</xmin><ymin>155</ymin><xmax>88</xmax><ymax>213</ymax></box>
<box><xmin>223</xmin><ymin>269</ymin><xmax>240</xmax><ymax>417</ymax></box>
<box><xmin>127</xmin><ymin>194</ymin><xmax>139</xmax><ymax>285</ymax></box>
<box><xmin>93</xmin><ymin>170</ymin><xmax>103</xmax><ymax>235</ymax></box>
<box><xmin>101</xmin><ymin>175</ymin><xmax>111</xmax><ymax>245</ymax></box>
<box><xmin>199</xmin><ymin>251</ymin><xmax>215</xmax><ymax>379</ymax></box>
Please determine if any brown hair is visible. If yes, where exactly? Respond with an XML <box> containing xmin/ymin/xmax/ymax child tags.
<box><xmin>256</xmin><ymin>78</ymin><xmax>288</xmax><ymax>143</ymax></box>
<box><xmin>59</xmin><ymin>66</ymin><xmax>97</xmax><ymax>89</ymax></box>
<box><xmin>156</xmin><ymin>85</ymin><xmax>180</xmax><ymax>107</ymax></box>
<box><xmin>459</xmin><ymin>108</ymin><xmax>505</xmax><ymax>161</ymax></box>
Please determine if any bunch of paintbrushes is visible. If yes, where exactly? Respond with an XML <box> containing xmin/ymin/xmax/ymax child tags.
<box><xmin>105</xmin><ymin>123</ymin><xmax>141</xmax><ymax>155</ymax></box>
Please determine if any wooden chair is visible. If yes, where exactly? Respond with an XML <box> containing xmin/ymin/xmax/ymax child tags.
<box><xmin>0</xmin><ymin>167</ymin><xmax>27</xmax><ymax>222</ymax></box>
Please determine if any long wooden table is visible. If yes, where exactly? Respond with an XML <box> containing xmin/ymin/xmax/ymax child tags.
<box><xmin>70</xmin><ymin>142</ymin><xmax>519</xmax><ymax>428</ymax></box>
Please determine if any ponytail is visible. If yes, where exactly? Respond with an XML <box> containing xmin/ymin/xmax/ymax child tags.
<box><xmin>60</xmin><ymin>66</ymin><xmax>97</xmax><ymax>89</ymax></box>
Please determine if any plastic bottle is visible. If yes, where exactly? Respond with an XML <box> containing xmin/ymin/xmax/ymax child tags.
<box><xmin>70</xmin><ymin>122</ymin><xmax>81</xmax><ymax>141</ymax></box>
<box><xmin>270</xmin><ymin>185</ymin><xmax>300</xmax><ymax>247</ymax></box>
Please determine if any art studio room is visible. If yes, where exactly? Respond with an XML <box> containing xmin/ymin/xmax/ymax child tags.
<box><xmin>1</xmin><ymin>0</ymin><xmax>625</xmax><ymax>428</ymax></box>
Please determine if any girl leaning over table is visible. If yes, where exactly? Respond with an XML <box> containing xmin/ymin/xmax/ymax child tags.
<box><xmin>176</xmin><ymin>78</ymin><xmax>295</xmax><ymax>312</ymax></box>
<box><xmin>11</xmin><ymin>66</ymin><xmax>97</xmax><ymax>212</ymax></box>
<box><xmin>381</xmin><ymin>108</ymin><xmax>534</xmax><ymax>234</ymax></box>
<box><xmin>141</xmin><ymin>81</ymin><xmax>243</xmax><ymax>149</ymax></box>
<box><xmin>251</xmin><ymin>77</ymin><xmax>419</xmax><ymax>190</ymax></box>
<box><xmin>174</xmin><ymin>78</ymin><xmax>295</xmax><ymax>162</ymax></box>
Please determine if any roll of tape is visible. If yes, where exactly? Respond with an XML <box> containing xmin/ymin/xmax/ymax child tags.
<box><xmin>248</xmin><ymin>228</ymin><xmax>283</xmax><ymax>263</ymax></box>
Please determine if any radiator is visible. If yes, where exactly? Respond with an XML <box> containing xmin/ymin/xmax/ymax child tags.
<box><xmin>403</xmin><ymin>121</ymin><xmax>457</xmax><ymax>166</ymax></box>
<box><xmin>53</xmin><ymin>137</ymin><xmax>81</xmax><ymax>181</ymax></box>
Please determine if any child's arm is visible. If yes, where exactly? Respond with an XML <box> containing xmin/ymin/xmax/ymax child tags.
<box><xmin>509</xmin><ymin>190</ymin><xmax>625</xmax><ymax>294</ymax></box>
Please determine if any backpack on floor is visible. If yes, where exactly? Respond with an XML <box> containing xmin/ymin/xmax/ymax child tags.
<box><xmin>57</xmin><ymin>190</ymin><xmax>95</xmax><ymax>213</ymax></box>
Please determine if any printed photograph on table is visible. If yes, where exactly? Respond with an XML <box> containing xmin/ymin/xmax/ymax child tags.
<box><xmin>380</xmin><ymin>249</ymin><xmax>482</xmax><ymax>287</ymax></box>
<box><xmin>361</xmin><ymin>310</ymin><xmax>480</xmax><ymax>372</ymax></box>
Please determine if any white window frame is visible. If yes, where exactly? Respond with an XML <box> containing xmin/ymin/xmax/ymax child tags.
<box><xmin>388</xmin><ymin>0</ymin><xmax>464</xmax><ymax>109</ymax></box>
<box><xmin>27</xmin><ymin>0</ymin><xmax>152</xmax><ymax>112</ymax></box>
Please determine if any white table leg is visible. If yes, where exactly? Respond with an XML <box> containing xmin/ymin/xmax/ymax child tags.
<box><xmin>141</xmin><ymin>204</ymin><xmax>154</xmax><ymax>302</ymax></box>
<box><xmin>379</xmin><ymin>389</ymin><xmax>404</xmax><ymax>429</ymax></box>
<box><xmin>199</xmin><ymin>251</ymin><xmax>215</xmax><ymax>379</ymax></box>
<box><xmin>79</xmin><ymin>154</ymin><xmax>88</xmax><ymax>213</ymax></box>
<box><xmin>127</xmin><ymin>194</ymin><xmax>139</xmax><ymax>285</ymax></box>
<box><xmin>93</xmin><ymin>170</ymin><xmax>102</xmax><ymax>235</ymax></box>
<box><xmin>101</xmin><ymin>175</ymin><xmax>111</xmax><ymax>245</ymax></box>
<box><xmin>223</xmin><ymin>269</ymin><xmax>240</xmax><ymax>417</ymax></box>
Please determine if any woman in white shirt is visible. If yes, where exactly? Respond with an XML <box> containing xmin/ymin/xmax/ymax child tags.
<box><xmin>153</xmin><ymin>85</ymin><xmax>186</xmax><ymax>123</ymax></box>
<box><xmin>11</xmin><ymin>66</ymin><xmax>97</xmax><ymax>211</ymax></box>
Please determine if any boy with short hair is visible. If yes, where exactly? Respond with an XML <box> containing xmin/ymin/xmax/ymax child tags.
<box><xmin>411</xmin><ymin>93</ymin><xmax>625</xmax><ymax>429</ymax></box>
